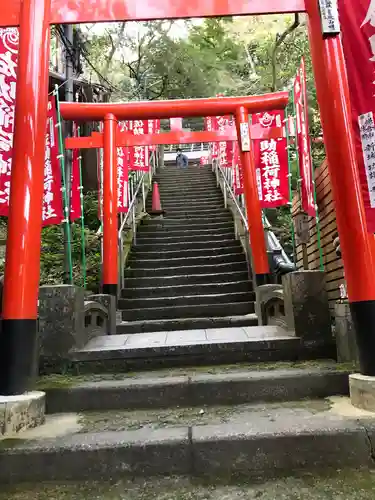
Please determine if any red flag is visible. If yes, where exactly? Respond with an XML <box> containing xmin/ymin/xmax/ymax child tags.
<box><xmin>70</xmin><ymin>123</ymin><xmax>82</xmax><ymax>222</ymax></box>
<box><xmin>339</xmin><ymin>0</ymin><xmax>375</xmax><ymax>232</ymax></box>
<box><xmin>148</xmin><ymin>119</ymin><xmax>160</xmax><ymax>151</ymax></box>
<box><xmin>42</xmin><ymin>96</ymin><xmax>64</xmax><ymax>226</ymax></box>
<box><xmin>293</xmin><ymin>59</ymin><xmax>315</xmax><ymax>217</ymax></box>
<box><xmin>252</xmin><ymin>110</ymin><xmax>289</xmax><ymax>209</ymax></box>
<box><xmin>204</xmin><ymin>116</ymin><xmax>218</xmax><ymax>161</ymax></box>
<box><xmin>117</xmin><ymin>146</ymin><xmax>128</xmax><ymax>213</ymax></box>
<box><xmin>233</xmin><ymin>141</ymin><xmax>243</xmax><ymax>195</ymax></box>
<box><xmin>0</xmin><ymin>28</ymin><xmax>18</xmax><ymax>215</ymax></box>
<box><xmin>170</xmin><ymin>117</ymin><xmax>183</xmax><ymax>131</ymax></box>
<box><xmin>129</xmin><ymin>120</ymin><xmax>149</xmax><ymax>171</ymax></box>
<box><xmin>200</xmin><ymin>156</ymin><xmax>209</xmax><ymax>166</ymax></box>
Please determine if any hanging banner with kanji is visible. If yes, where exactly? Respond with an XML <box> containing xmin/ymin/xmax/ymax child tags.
<box><xmin>252</xmin><ymin>110</ymin><xmax>289</xmax><ymax>208</ymax></box>
<box><xmin>338</xmin><ymin>0</ymin><xmax>375</xmax><ymax>232</ymax></box>
<box><xmin>43</xmin><ymin>96</ymin><xmax>64</xmax><ymax>226</ymax></box>
<box><xmin>0</xmin><ymin>28</ymin><xmax>18</xmax><ymax>214</ymax></box>
<box><xmin>130</xmin><ymin>120</ymin><xmax>149</xmax><ymax>172</ymax></box>
<box><xmin>293</xmin><ymin>59</ymin><xmax>315</xmax><ymax>217</ymax></box>
<box><xmin>148</xmin><ymin>119</ymin><xmax>160</xmax><ymax>151</ymax></box>
<box><xmin>200</xmin><ymin>156</ymin><xmax>209</xmax><ymax>166</ymax></box>
<box><xmin>117</xmin><ymin>120</ymin><xmax>129</xmax><ymax>212</ymax></box>
<box><xmin>204</xmin><ymin>116</ymin><xmax>218</xmax><ymax>161</ymax></box>
<box><xmin>0</xmin><ymin>30</ymin><xmax>63</xmax><ymax>225</ymax></box>
<box><xmin>70</xmin><ymin>123</ymin><xmax>82</xmax><ymax>222</ymax></box>
<box><xmin>233</xmin><ymin>141</ymin><xmax>243</xmax><ymax>196</ymax></box>
<box><xmin>170</xmin><ymin>117</ymin><xmax>183</xmax><ymax>131</ymax></box>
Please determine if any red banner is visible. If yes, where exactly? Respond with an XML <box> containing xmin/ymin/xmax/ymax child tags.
<box><xmin>339</xmin><ymin>0</ymin><xmax>375</xmax><ymax>232</ymax></box>
<box><xmin>117</xmin><ymin>120</ymin><xmax>129</xmax><ymax>213</ymax></box>
<box><xmin>205</xmin><ymin>116</ymin><xmax>218</xmax><ymax>161</ymax></box>
<box><xmin>43</xmin><ymin>96</ymin><xmax>63</xmax><ymax>226</ymax></box>
<box><xmin>0</xmin><ymin>28</ymin><xmax>18</xmax><ymax>215</ymax></box>
<box><xmin>200</xmin><ymin>156</ymin><xmax>209</xmax><ymax>166</ymax></box>
<box><xmin>129</xmin><ymin>120</ymin><xmax>149</xmax><ymax>171</ymax></box>
<box><xmin>294</xmin><ymin>59</ymin><xmax>315</xmax><ymax>217</ymax></box>
<box><xmin>170</xmin><ymin>117</ymin><xmax>183</xmax><ymax>131</ymax></box>
<box><xmin>70</xmin><ymin>123</ymin><xmax>82</xmax><ymax>222</ymax></box>
<box><xmin>117</xmin><ymin>145</ymin><xmax>128</xmax><ymax>213</ymax></box>
<box><xmin>252</xmin><ymin>110</ymin><xmax>289</xmax><ymax>208</ymax></box>
<box><xmin>233</xmin><ymin>141</ymin><xmax>243</xmax><ymax>195</ymax></box>
<box><xmin>147</xmin><ymin>119</ymin><xmax>160</xmax><ymax>151</ymax></box>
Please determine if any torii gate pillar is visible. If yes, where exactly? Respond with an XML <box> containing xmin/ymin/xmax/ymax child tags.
<box><xmin>0</xmin><ymin>0</ymin><xmax>52</xmax><ymax>395</ymax></box>
<box><xmin>306</xmin><ymin>0</ymin><xmax>375</xmax><ymax>375</ymax></box>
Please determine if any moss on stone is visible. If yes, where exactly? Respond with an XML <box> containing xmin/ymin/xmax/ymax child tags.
<box><xmin>77</xmin><ymin>399</ymin><xmax>332</xmax><ymax>433</ymax></box>
<box><xmin>36</xmin><ymin>360</ymin><xmax>356</xmax><ymax>390</ymax></box>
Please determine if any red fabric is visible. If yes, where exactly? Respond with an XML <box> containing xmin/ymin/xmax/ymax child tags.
<box><xmin>339</xmin><ymin>0</ymin><xmax>375</xmax><ymax>232</ymax></box>
<box><xmin>129</xmin><ymin>120</ymin><xmax>149</xmax><ymax>171</ymax></box>
<box><xmin>170</xmin><ymin>117</ymin><xmax>183</xmax><ymax>131</ymax></box>
<box><xmin>0</xmin><ymin>28</ymin><xmax>18</xmax><ymax>215</ymax></box>
<box><xmin>70</xmin><ymin>123</ymin><xmax>82</xmax><ymax>221</ymax></box>
<box><xmin>252</xmin><ymin>110</ymin><xmax>289</xmax><ymax>208</ymax></box>
<box><xmin>42</xmin><ymin>96</ymin><xmax>64</xmax><ymax>226</ymax></box>
<box><xmin>205</xmin><ymin>116</ymin><xmax>218</xmax><ymax>160</ymax></box>
<box><xmin>293</xmin><ymin>59</ymin><xmax>315</xmax><ymax>217</ymax></box>
<box><xmin>117</xmin><ymin>121</ymin><xmax>129</xmax><ymax>213</ymax></box>
<box><xmin>233</xmin><ymin>141</ymin><xmax>243</xmax><ymax>195</ymax></box>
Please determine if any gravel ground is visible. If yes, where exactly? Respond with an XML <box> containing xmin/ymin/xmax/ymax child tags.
<box><xmin>1</xmin><ymin>469</ymin><xmax>375</xmax><ymax>499</ymax></box>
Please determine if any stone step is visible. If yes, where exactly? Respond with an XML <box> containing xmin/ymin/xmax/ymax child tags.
<box><xmin>158</xmin><ymin>186</ymin><xmax>220</xmax><ymax>196</ymax></box>
<box><xmin>118</xmin><ymin>291</ymin><xmax>255</xmax><ymax>311</ymax></box>
<box><xmin>125</xmin><ymin>261</ymin><xmax>248</xmax><ymax>278</ymax></box>
<box><xmin>133</xmin><ymin>239</ymin><xmax>240</xmax><ymax>252</ymax></box>
<box><xmin>127</xmin><ymin>252</ymin><xmax>246</xmax><ymax>269</ymax></box>
<box><xmin>121</xmin><ymin>280</ymin><xmax>252</xmax><ymax>299</ymax></box>
<box><xmin>3</xmin><ymin>394</ymin><xmax>370</xmax><ymax>483</ymax></box>
<box><xmin>158</xmin><ymin>193</ymin><xmax>223</xmax><ymax>203</ymax></box>
<box><xmin>158</xmin><ymin>191</ymin><xmax>222</xmax><ymax>201</ymax></box>
<box><xmin>163</xmin><ymin>207</ymin><xmax>230</xmax><ymax>215</ymax></box>
<box><xmin>136</xmin><ymin>225</ymin><xmax>235</xmax><ymax>237</ymax></box>
<box><xmin>124</xmin><ymin>270</ymin><xmax>250</xmax><ymax>288</ymax></box>
<box><xmin>131</xmin><ymin>246</ymin><xmax>242</xmax><ymax>260</ymax></box>
<box><xmin>157</xmin><ymin>179</ymin><xmax>217</xmax><ymax>186</ymax></box>
<box><xmin>42</xmin><ymin>365</ymin><xmax>350</xmax><ymax>413</ymax></box>
<box><xmin>155</xmin><ymin>202</ymin><xmax>224</xmax><ymax>211</ymax></box>
<box><xmin>141</xmin><ymin>218</ymin><xmax>233</xmax><ymax>229</ymax></box>
<box><xmin>121</xmin><ymin>300</ymin><xmax>255</xmax><ymax>321</ymax></box>
<box><xmin>135</xmin><ymin>232</ymin><xmax>236</xmax><ymax>244</ymax></box>
<box><xmin>138</xmin><ymin>222</ymin><xmax>234</xmax><ymax>234</ymax></box>
<box><xmin>165</xmin><ymin>213</ymin><xmax>232</xmax><ymax>221</ymax></box>
<box><xmin>116</xmin><ymin>314</ymin><xmax>258</xmax><ymax>334</ymax></box>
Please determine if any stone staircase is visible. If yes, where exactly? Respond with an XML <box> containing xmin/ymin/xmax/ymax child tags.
<box><xmin>117</xmin><ymin>164</ymin><xmax>257</xmax><ymax>333</ymax></box>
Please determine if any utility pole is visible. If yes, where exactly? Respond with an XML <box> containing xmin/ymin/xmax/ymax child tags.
<box><xmin>63</xmin><ymin>24</ymin><xmax>74</xmax><ymax>283</ymax></box>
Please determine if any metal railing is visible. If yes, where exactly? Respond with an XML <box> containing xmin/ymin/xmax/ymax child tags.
<box><xmin>117</xmin><ymin>150</ymin><xmax>158</xmax><ymax>291</ymax></box>
<box><xmin>214</xmin><ymin>160</ymin><xmax>294</xmax><ymax>282</ymax></box>
<box><xmin>166</xmin><ymin>143</ymin><xmax>210</xmax><ymax>153</ymax></box>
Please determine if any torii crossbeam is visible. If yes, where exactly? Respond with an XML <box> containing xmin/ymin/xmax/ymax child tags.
<box><xmin>60</xmin><ymin>92</ymin><xmax>288</xmax><ymax>298</ymax></box>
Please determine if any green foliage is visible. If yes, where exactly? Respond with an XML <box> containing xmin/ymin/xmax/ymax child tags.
<box><xmin>40</xmin><ymin>191</ymin><xmax>101</xmax><ymax>292</ymax></box>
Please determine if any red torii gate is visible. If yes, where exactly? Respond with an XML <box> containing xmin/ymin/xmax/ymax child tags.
<box><xmin>63</xmin><ymin>96</ymin><xmax>287</xmax><ymax>296</ymax></box>
<box><xmin>1</xmin><ymin>0</ymin><xmax>375</xmax><ymax>396</ymax></box>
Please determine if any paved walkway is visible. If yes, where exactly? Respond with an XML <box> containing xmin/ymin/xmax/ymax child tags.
<box><xmin>81</xmin><ymin>326</ymin><xmax>296</xmax><ymax>352</ymax></box>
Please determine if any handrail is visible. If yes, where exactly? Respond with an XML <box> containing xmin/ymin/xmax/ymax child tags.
<box><xmin>118</xmin><ymin>172</ymin><xmax>146</xmax><ymax>237</ymax></box>
<box><xmin>215</xmin><ymin>159</ymin><xmax>295</xmax><ymax>280</ymax></box>
<box><xmin>217</xmin><ymin>163</ymin><xmax>248</xmax><ymax>231</ymax></box>
<box><xmin>117</xmin><ymin>149</ymin><xmax>158</xmax><ymax>290</ymax></box>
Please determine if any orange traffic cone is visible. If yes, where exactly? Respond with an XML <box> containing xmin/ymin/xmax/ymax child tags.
<box><xmin>148</xmin><ymin>181</ymin><xmax>165</xmax><ymax>216</ymax></box>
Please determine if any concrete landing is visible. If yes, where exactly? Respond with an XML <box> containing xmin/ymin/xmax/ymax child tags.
<box><xmin>69</xmin><ymin>326</ymin><xmax>303</xmax><ymax>370</ymax></box>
